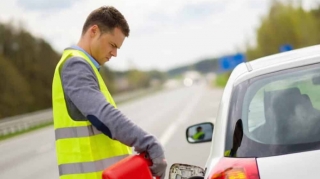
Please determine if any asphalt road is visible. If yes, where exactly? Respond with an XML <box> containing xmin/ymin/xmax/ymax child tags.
<box><xmin>0</xmin><ymin>83</ymin><xmax>223</xmax><ymax>179</ymax></box>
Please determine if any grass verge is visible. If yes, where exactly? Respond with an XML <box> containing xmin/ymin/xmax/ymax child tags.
<box><xmin>214</xmin><ymin>73</ymin><xmax>230</xmax><ymax>87</ymax></box>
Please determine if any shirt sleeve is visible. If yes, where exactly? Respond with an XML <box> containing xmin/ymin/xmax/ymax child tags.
<box><xmin>61</xmin><ymin>57</ymin><xmax>164</xmax><ymax>159</ymax></box>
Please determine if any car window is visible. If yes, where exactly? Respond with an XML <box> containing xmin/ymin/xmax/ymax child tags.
<box><xmin>247</xmin><ymin>73</ymin><xmax>320</xmax><ymax>135</ymax></box>
<box><xmin>225</xmin><ymin>62</ymin><xmax>320</xmax><ymax>158</ymax></box>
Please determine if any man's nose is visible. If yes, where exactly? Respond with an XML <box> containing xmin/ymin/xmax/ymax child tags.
<box><xmin>111</xmin><ymin>48</ymin><xmax>117</xmax><ymax>57</ymax></box>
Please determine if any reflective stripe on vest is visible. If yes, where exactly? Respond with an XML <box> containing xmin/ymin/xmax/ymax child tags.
<box><xmin>55</xmin><ymin>125</ymin><xmax>102</xmax><ymax>140</ymax></box>
<box><xmin>52</xmin><ymin>49</ymin><xmax>132</xmax><ymax>179</ymax></box>
<box><xmin>59</xmin><ymin>155</ymin><xmax>127</xmax><ymax>175</ymax></box>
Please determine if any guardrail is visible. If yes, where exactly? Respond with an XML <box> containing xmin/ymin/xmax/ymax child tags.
<box><xmin>0</xmin><ymin>109</ymin><xmax>53</xmax><ymax>136</ymax></box>
<box><xmin>0</xmin><ymin>87</ymin><xmax>162</xmax><ymax>137</ymax></box>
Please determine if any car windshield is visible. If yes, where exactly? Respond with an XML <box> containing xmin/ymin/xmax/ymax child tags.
<box><xmin>225</xmin><ymin>62</ymin><xmax>320</xmax><ymax>158</ymax></box>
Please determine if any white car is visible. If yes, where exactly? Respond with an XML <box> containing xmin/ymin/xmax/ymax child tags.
<box><xmin>169</xmin><ymin>45</ymin><xmax>320</xmax><ymax>179</ymax></box>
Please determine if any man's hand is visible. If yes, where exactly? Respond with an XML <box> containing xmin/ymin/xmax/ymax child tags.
<box><xmin>150</xmin><ymin>156</ymin><xmax>167</xmax><ymax>179</ymax></box>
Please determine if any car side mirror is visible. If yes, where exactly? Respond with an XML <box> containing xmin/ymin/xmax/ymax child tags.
<box><xmin>169</xmin><ymin>163</ymin><xmax>205</xmax><ymax>179</ymax></box>
<box><xmin>186</xmin><ymin>122</ymin><xmax>214</xmax><ymax>144</ymax></box>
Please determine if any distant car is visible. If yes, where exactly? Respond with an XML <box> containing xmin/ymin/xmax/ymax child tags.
<box><xmin>169</xmin><ymin>45</ymin><xmax>320</xmax><ymax>179</ymax></box>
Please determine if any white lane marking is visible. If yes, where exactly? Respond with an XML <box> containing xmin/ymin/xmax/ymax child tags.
<box><xmin>159</xmin><ymin>124</ymin><xmax>177</xmax><ymax>147</ymax></box>
<box><xmin>159</xmin><ymin>86</ymin><xmax>205</xmax><ymax>146</ymax></box>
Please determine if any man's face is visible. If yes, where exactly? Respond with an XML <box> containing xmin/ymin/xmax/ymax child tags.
<box><xmin>90</xmin><ymin>26</ymin><xmax>125</xmax><ymax>65</ymax></box>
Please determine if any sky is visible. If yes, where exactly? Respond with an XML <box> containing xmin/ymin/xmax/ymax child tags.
<box><xmin>0</xmin><ymin>0</ymin><xmax>319</xmax><ymax>71</ymax></box>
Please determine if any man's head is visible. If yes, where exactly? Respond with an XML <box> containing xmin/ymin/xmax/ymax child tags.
<box><xmin>79</xmin><ymin>6</ymin><xmax>129</xmax><ymax>65</ymax></box>
<box><xmin>196</xmin><ymin>127</ymin><xmax>202</xmax><ymax>132</ymax></box>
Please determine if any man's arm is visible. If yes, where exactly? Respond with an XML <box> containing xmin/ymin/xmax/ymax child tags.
<box><xmin>61</xmin><ymin>57</ymin><xmax>164</xmax><ymax>160</ymax></box>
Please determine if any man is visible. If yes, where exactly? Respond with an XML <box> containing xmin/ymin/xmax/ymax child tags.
<box><xmin>52</xmin><ymin>6</ymin><xmax>167</xmax><ymax>179</ymax></box>
<box><xmin>192</xmin><ymin>126</ymin><xmax>205</xmax><ymax>140</ymax></box>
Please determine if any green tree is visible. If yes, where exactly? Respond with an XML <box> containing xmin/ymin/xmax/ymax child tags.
<box><xmin>246</xmin><ymin>1</ymin><xmax>320</xmax><ymax>61</ymax></box>
<box><xmin>127</xmin><ymin>70</ymin><xmax>151</xmax><ymax>90</ymax></box>
<box><xmin>0</xmin><ymin>56</ymin><xmax>34</xmax><ymax>118</ymax></box>
<box><xmin>0</xmin><ymin>21</ymin><xmax>59</xmax><ymax>118</ymax></box>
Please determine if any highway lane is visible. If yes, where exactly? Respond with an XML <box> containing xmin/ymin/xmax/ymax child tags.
<box><xmin>0</xmin><ymin>83</ymin><xmax>223</xmax><ymax>179</ymax></box>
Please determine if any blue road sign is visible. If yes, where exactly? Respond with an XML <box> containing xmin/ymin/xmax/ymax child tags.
<box><xmin>280</xmin><ymin>44</ymin><xmax>293</xmax><ymax>52</ymax></box>
<box><xmin>219</xmin><ymin>53</ymin><xmax>246</xmax><ymax>72</ymax></box>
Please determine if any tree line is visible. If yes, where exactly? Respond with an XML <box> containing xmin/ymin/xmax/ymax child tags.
<box><xmin>214</xmin><ymin>1</ymin><xmax>320</xmax><ymax>86</ymax></box>
<box><xmin>246</xmin><ymin>1</ymin><xmax>320</xmax><ymax>61</ymax></box>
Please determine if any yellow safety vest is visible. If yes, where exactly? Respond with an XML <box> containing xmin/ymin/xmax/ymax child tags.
<box><xmin>52</xmin><ymin>49</ymin><xmax>132</xmax><ymax>179</ymax></box>
<box><xmin>224</xmin><ymin>150</ymin><xmax>237</xmax><ymax>157</ymax></box>
<box><xmin>193</xmin><ymin>131</ymin><xmax>205</xmax><ymax>140</ymax></box>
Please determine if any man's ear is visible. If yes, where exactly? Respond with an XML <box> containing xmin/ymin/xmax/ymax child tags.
<box><xmin>89</xmin><ymin>25</ymin><xmax>100</xmax><ymax>38</ymax></box>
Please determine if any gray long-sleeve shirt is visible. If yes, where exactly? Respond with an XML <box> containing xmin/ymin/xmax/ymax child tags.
<box><xmin>60</xmin><ymin>56</ymin><xmax>164</xmax><ymax>160</ymax></box>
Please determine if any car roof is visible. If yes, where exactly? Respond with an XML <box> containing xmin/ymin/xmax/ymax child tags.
<box><xmin>247</xmin><ymin>45</ymin><xmax>320</xmax><ymax>71</ymax></box>
<box><xmin>231</xmin><ymin>45</ymin><xmax>320</xmax><ymax>85</ymax></box>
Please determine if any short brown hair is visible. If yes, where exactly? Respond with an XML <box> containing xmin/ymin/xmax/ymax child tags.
<box><xmin>82</xmin><ymin>6</ymin><xmax>130</xmax><ymax>37</ymax></box>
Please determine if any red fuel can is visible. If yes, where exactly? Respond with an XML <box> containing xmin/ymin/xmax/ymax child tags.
<box><xmin>102</xmin><ymin>153</ymin><xmax>159</xmax><ymax>179</ymax></box>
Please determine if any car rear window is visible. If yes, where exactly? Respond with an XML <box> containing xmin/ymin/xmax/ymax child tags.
<box><xmin>225</xmin><ymin>62</ymin><xmax>320</xmax><ymax>158</ymax></box>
